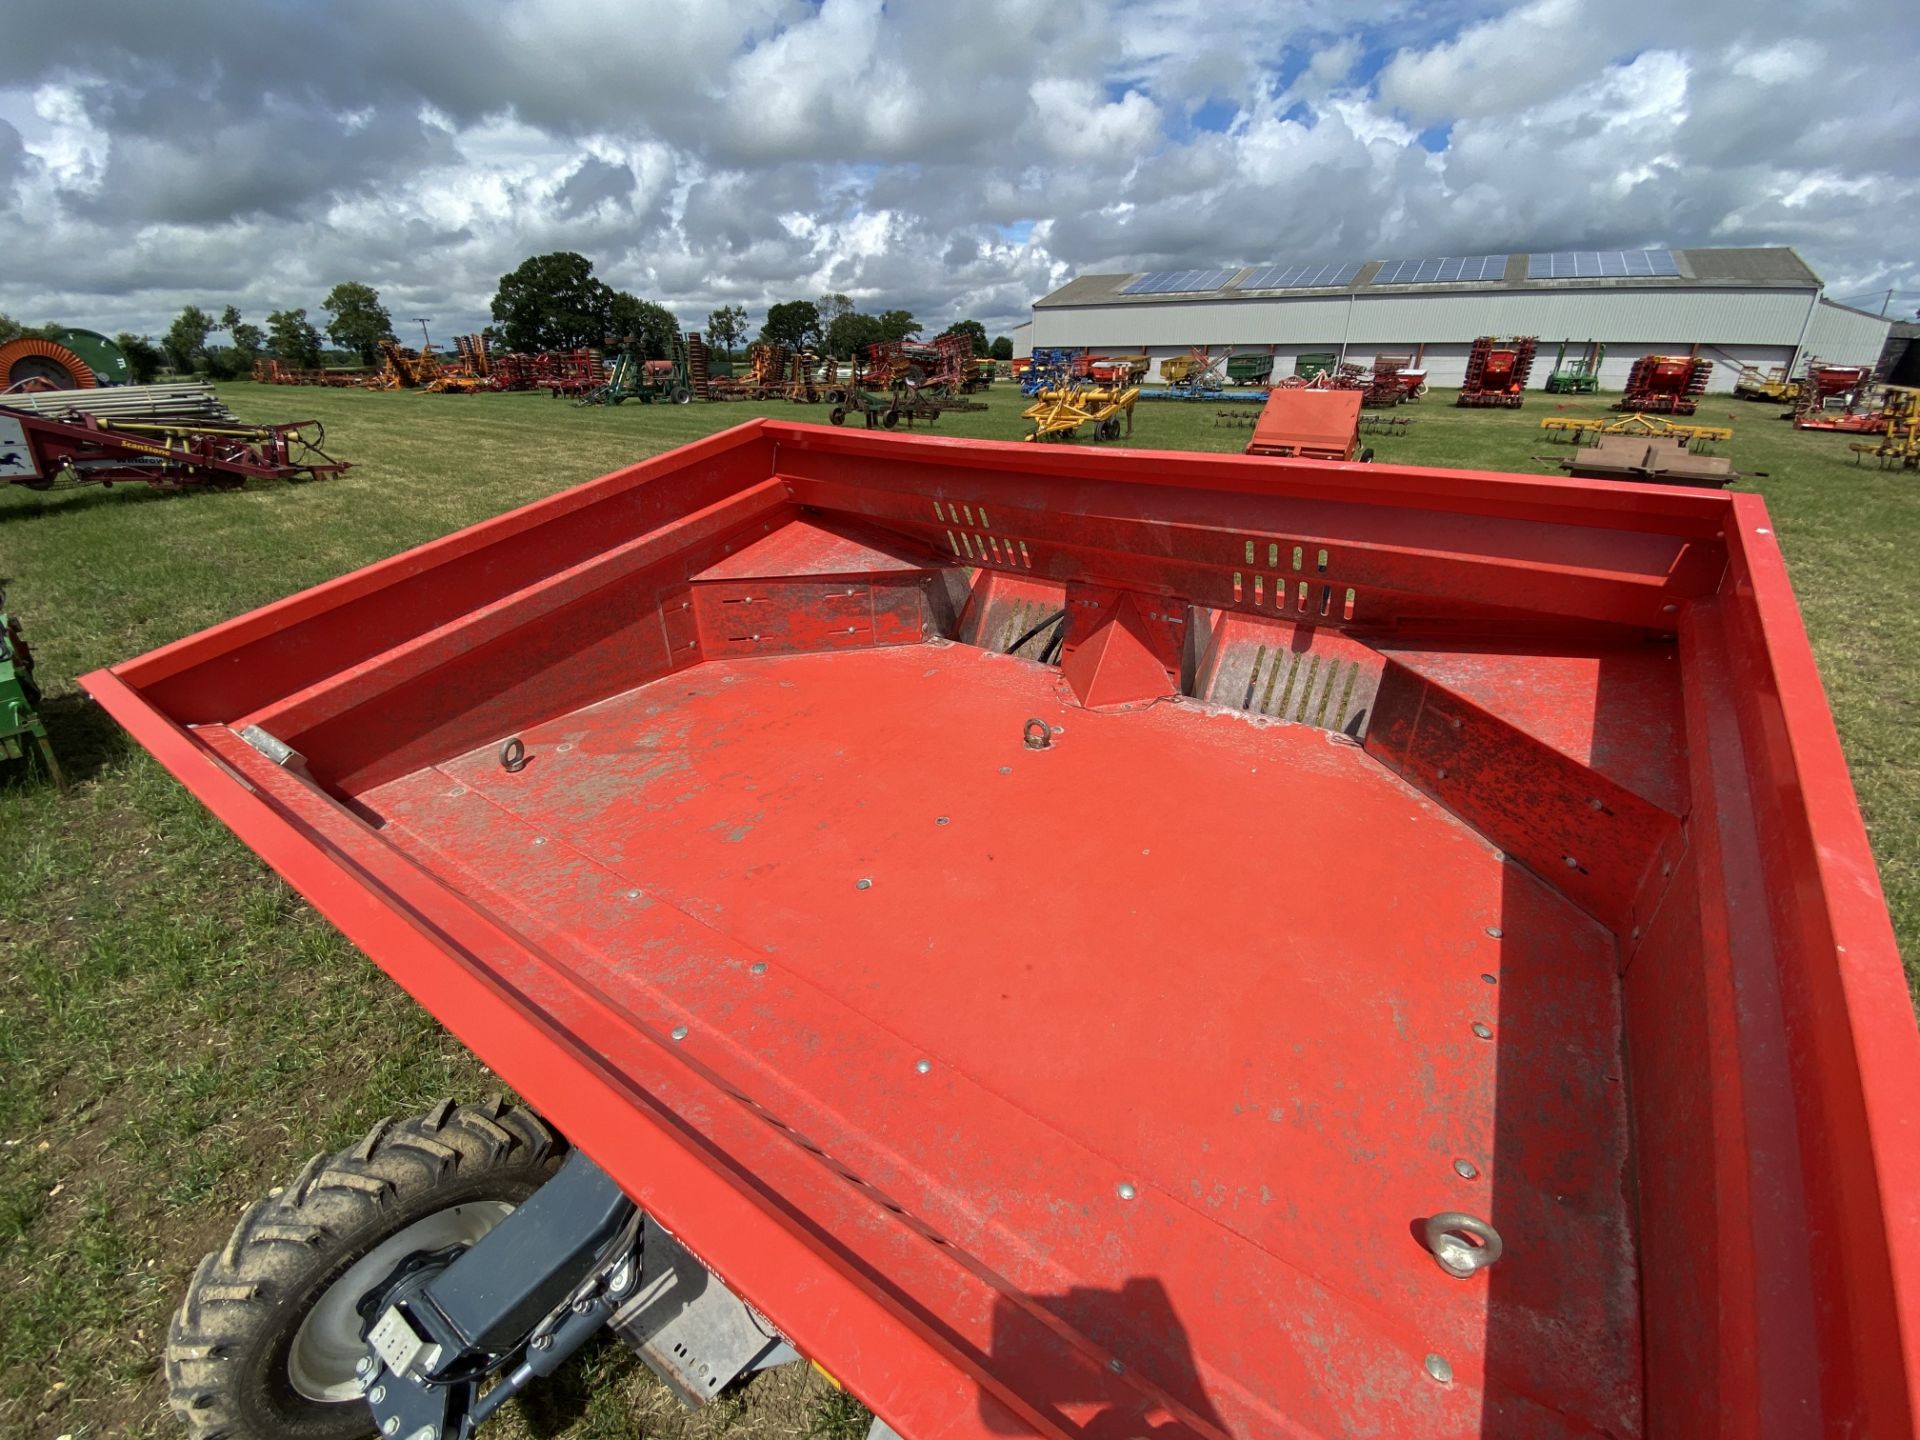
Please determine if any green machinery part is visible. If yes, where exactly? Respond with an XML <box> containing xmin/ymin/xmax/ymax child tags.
<box><xmin>0</xmin><ymin>583</ymin><xmax>63</xmax><ymax>785</ymax></box>
<box><xmin>50</xmin><ymin>328</ymin><xmax>132</xmax><ymax>385</ymax></box>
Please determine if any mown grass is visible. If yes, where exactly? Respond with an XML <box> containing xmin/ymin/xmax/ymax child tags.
<box><xmin>0</xmin><ymin>379</ymin><xmax>1912</xmax><ymax>1437</ymax></box>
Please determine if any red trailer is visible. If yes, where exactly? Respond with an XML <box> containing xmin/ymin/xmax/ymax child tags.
<box><xmin>88</xmin><ymin>424</ymin><xmax>1919</xmax><ymax>1440</ymax></box>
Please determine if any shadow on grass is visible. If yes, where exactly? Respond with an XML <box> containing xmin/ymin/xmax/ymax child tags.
<box><xmin>0</xmin><ymin>690</ymin><xmax>132</xmax><ymax>790</ymax></box>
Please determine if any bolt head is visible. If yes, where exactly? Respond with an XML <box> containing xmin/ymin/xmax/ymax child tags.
<box><xmin>1480</xmin><ymin>973</ymin><xmax>1497</xmax><ymax>985</ymax></box>
<box><xmin>671</xmin><ymin>1025</ymin><xmax>689</xmax><ymax>1041</ymax></box>
<box><xmin>1116</xmin><ymin>1182</ymin><xmax>1137</xmax><ymax>1201</ymax></box>
<box><xmin>915</xmin><ymin>1059</ymin><xmax>932</xmax><ymax>1074</ymax></box>
<box><xmin>855</xmin><ymin>877</ymin><xmax>873</xmax><ymax>890</ymax></box>
<box><xmin>1454</xmin><ymin>1158</ymin><xmax>1479</xmax><ymax>1179</ymax></box>
<box><xmin>1108</xmin><ymin>1357</ymin><xmax>1126</xmax><ymax>1374</ymax></box>
<box><xmin>751</xmin><ymin>961</ymin><xmax>768</xmax><ymax>975</ymax></box>
<box><xmin>355</xmin><ymin>1356</ymin><xmax>375</xmax><ymax>1378</ymax></box>
<box><xmin>1485</xmin><ymin>926</ymin><xmax>1503</xmax><ymax>939</ymax></box>
<box><xmin>1472</xmin><ymin>1022</ymin><xmax>1493</xmax><ymax>1040</ymax></box>
<box><xmin>1424</xmin><ymin>1353</ymin><xmax>1453</xmax><ymax>1384</ymax></box>
<box><xmin>935</xmin><ymin>816</ymin><xmax>950</xmax><ymax>826</ymax></box>
<box><xmin>384</xmin><ymin>1420</ymin><xmax>402</xmax><ymax>1438</ymax></box>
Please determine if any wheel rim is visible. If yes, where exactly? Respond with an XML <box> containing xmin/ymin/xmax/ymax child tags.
<box><xmin>286</xmin><ymin>1201</ymin><xmax>513</xmax><ymax>1403</ymax></box>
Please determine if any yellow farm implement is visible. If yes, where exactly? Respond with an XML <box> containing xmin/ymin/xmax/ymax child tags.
<box><xmin>1021</xmin><ymin>383</ymin><xmax>1139</xmax><ymax>442</ymax></box>
<box><xmin>1541</xmin><ymin>412</ymin><xmax>1733</xmax><ymax>445</ymax></box>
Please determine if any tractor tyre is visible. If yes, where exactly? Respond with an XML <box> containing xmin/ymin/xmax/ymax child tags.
<box><xmin>830</xmin><ymin>407</ymin><xmax>847</xmax><ymax>426</ymax></box>
<box><xmin>882</xmin><ymin>410</ymin><xmax>899</xmax><ymax>430</ymax></box>
<box><xmin>165</xmin><ymin>1098</ymin><xmax>561</xmax><ymax>1440</ymax></box>
<box><xmin>671</xmin><ymin>386</ymin><xmax>691</xmax><ymax>405</ymax></box>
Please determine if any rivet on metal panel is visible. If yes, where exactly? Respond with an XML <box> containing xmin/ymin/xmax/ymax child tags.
<box><xmin>1108</xmin><ymin>1357</ymin><xmax>1126</xmax><ymax>1374</ymax></box>
<box><xmin>1424</xmin><ymin>1354</ymin><xmax>1453</xmax><ymax>1384</ymax></box>
<box><xmin>1436</xmin><ymin>768</ymin><xmax>1449</xmax><ymax>780</ymax></box>
<box><xmin>626</xmin><ymin>890</ymin><xmax>640</xmax><ymax>899</ymax></box>
<box><xmin>935</xmin><ymin>816</ymin><xmax>950</xmax><ymax>826</ymax></box>
<box><xmin>532</xmin><ymin>837</ymin><xmax>547</xmax><ymax>847</ymax></box>
<box><xmin>1492</xmin><ymin>850</ymin><xmax>1506</xmax><ymax>862</ymax></box>
<box><xmin>1485</xmin><ymin>926</ymin><xmax>1503</xmax><ymax>938</ymax></box>
<box><xmin>1481</xmin><ymin>973</ymin><xmax>1497</xmax><ymax>985</ymax></box>
<box><xmin>998</xmin><ymin>766</ymin><xmax>1012</xmax><ymax>775</ymax></box>
<box><xmin>1472</xmin><ymin>1022</ymin><xmax>1493</xmax><ymax>1040</ymax></box>
<box><xmin>1116</xmin><ymin>1182</ymin><xmax>1137</xmax><ymax>1200</ymax></box>
<box><xmin>751</xmin><ymin>962</ymin><xmax>768</xmax><ymax>975</ymax></box>
<box><xmin>1454</xmin><ymin>1159</ymin><xmax>1479</xmax><ymax>1179</ymax></box>
<box><xmin>915</xmin><ymin>1059</ymin><xmax>932</xmax><ymax>1074</ymax></box>
<box><xmin>855</xmin><ymin>878</ymin><xmax>873</xmax><ymax>890</ymax></box>
<box><xmin>671</xmin><ymin>1025</ymin><xmax>689</xmax><ymax>1041</ymax></box>
<box><xmin>556</xmin><ymin>742</ymin><xmax>573</xmax><ymax>753</ymax></box>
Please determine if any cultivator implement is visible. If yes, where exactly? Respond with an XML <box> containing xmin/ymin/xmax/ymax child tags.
<box><xmin>1456</xmin><ymin>336</ymin><xmax>1536</xmax><ymax>407</ymax></box>
<box><xmin>0</xmin><ymin>579</ymin><xmax>61</xmax><ymax>785</ymax></box>
<box><xmin>0</xmin><ymin>400</ymin><xmax>347</xmax><ymax>491</ymax></box>
<box><xmin>1021</xmin><ymin>382</ymin><xmax>1138</xmax><ymax>440</ymax></box>
<box><xmin>1540</xmin><ymin>412</ymin><xmax>1734</xmax><ymax>445</ymax></box>
<box><xmin>1618</xmin><ymin>349</ymin><xmax>1712</xmax><ymax>415</ymax></box>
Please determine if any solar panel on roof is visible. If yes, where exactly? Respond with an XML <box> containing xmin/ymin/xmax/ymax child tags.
<box><xmin>1525</xmin><ymin>249</ymin><xmax>1680</xmax><ymax>280</ymax></box>
<box><xmin>1118</xmin><ymin>268</ymin><xmax>1240</xmax><ymax>295</ymax></box>
<box><xmin>1231</xmin><ymin>261</ymin><xmax>1362</xmax><ymax>291</ymax></box>
<box><xmin>1369</xmin><ymin>255</ymin><xmax>1509</xmax><ymax>285</ymax></box>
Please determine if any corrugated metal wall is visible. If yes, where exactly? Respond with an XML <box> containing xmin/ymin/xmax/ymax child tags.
<box><xmin>1801</xmin><ymin>301</ymin><xmax>1890</xmax><ymax>367</ymax></box>
<box><xmin>1030</xmin><ymin>286</ymin><xmax>1891</xmax><ymax>390</ymax></box>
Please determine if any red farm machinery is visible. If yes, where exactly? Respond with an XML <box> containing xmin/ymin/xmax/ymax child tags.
<box><xmin>2</xmin><ymin>384</ymin><xmax>347</xmax><ymax>492</ymax></box>
<box><xmin>1618</xmin><ymin>349</ymin><xmax>1713</xmax><ymax>415</ymax></box>
<box><xmin>82</xmin><ymin>424</ymin><xmax>1920</xmax><ymax>1440</ymax></box>
<box><xmin>1455</xmin><ymin>336</ymin><xmax>1536</xmax><ymax>407</ymax></box>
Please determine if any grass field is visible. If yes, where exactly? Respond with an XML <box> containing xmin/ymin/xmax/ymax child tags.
<box><xmin>1</xmin><ymin>380</ymin><xmax>1914</xmax><ymax>1438</ymax></box>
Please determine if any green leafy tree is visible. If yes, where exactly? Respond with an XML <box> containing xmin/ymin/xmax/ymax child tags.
<box><xmin>875</xmin><ymin>309</ymin><xmax>922</xmax><ymax>342</ymax></box>
<box><xmin>321</xmin><ymin>281</ymin><xmax>394</xmax><ymax>365</ymax></box>
<box><xmin>826</xmin><ymin>310</ymin><xmax>882</xmax><ymax>361</ymax></box>
<box><xmin>759</xmin><ymin>300</ymin><xmax>822</xmax><ymax>352</ymax></box>
<box><xmin>490</xmin><ymin>252</ymin><xmax>610</xmax><ymax>352</ymax></box>
<box><xmin>115</xmin><ymin>333</ymin><xmax>165</xmax><ymax>383</ymax></box>
<box><xmin>705</xmin><ymin>304</ymin><xmax>748</xmax><ymax>357</ymax></box>
<box><xmin>0</xmin><ymin>312</ymin><xmax>23</xmax><ymax>344</ymax></box>
<box><xmin>220</xmin><ymin>305</ymin><xmax>264</xmax><ymax>360</ymax></box>
<box><xmin>266</xmin><ymin>309</ymin><xmax>324</xmax><ymax>369</ymax></box>
<box><xmin>938</xmin><ymin>319</ymin><xmax>989</xmax><ymax>357</ymax></box>
<box><xmin>164</xmin><ymin>305</ymin><xmax>216</xmax><ymax>372</ymax></box>
<box><xmin>606</xmin><ymin>291</ymin><xmax>680</xmax><ymax>358</ymax></box>
<box><xmin>990</xmin><ymin>335</ymin><xmax>1014</xmax><ymax>362</ymax></box>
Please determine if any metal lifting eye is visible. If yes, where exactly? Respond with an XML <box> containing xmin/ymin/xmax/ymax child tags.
<box><xmin>499</xmin><ymin>737</ymin><xmax>528</xmax><ymax>773</ymax></box>
<box><xmin>1423</xmin><ymin>1212</ymin><xmax>1503</xmax><ymax>1278</ymax></box>
<box><xmin>1023</xmin><ymin>719</ymin><xmax>1053</xmax><ymax>751</ymax></box>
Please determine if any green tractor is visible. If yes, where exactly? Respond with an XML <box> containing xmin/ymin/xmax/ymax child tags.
<box><xmin>0</xmin><ymin>579</ymin><xmax>62</xmax><ymax>785</ymax></box>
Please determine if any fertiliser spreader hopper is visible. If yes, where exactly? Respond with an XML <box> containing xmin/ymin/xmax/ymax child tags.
<box><xmin>86</xmin><ymin>424</ymin><xmax>1920</xmax><ymax>1440</ymax></box>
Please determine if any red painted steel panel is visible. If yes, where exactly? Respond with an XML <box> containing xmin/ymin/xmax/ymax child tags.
<box><xmin>81</xmin><ymin>423</ymin><xmax>1919</xmax><ymax>1440</ymax></box>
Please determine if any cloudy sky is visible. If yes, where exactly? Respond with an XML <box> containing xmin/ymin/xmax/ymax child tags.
<box><xmin>2</xmin><ymin>0</ymin><xmax>1915</xmax><ymax>346</ymax></box>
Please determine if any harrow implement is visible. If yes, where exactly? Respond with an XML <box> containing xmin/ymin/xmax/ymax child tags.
<box><xmin>1021</xmin><ymin>383</ymin><xmax>1138</xmax><ymax>441</ymax></box>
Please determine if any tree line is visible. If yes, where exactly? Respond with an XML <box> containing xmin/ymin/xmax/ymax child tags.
<box><xmin>4</xmin><ymin>251</ymin><xmax>1016</xmax><ymax>384</ymax></box>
